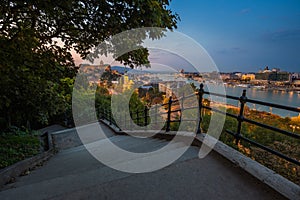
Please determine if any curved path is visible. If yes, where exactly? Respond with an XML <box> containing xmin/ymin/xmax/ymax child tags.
<box><xmin>0</xmin><ymin>123</ymin><xmax>285</xmax><ymax>200</ymax></box>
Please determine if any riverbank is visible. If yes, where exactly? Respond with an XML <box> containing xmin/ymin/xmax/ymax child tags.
<box><xmin>210</xmin><ymin>101</ymin><xmax>298</xmax><ymax>120</ymax></box>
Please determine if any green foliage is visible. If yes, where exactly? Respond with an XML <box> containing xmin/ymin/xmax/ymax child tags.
<box><xmin>190</xmin><ymin>83</ymin><xmax>197</xmax><ymax>91</ymax></box>
<box><xmin>0</xmin><ymin>0</ymin><xmax>179</xmax><ymax>64</ymax></box>
<box><xmin>170</xmin><ymin>116</ymin><xmax>180</xmax><ymax>131</ymax></box>
<box><xmin>0</xmin><ymin>0</ymin><xmax>179</xmax><ymax>130</ymax></box>
<box><xmin>96</xmin><ymin>86</ymin><xmax>147</xmax><ymax>127</ymax></box>
<box><xmin>140</xmin><ymin>87</ymin><xmax>164</xmax><ymax>105</ymax></box>
<box><xmin>72</xmin><ymin>84</ymin><xmax>98</xmax><ymax>125</ymax></box>
<box><xmin>101</xmin><ymin>71</ymin><xmax>121</xmax><ymax>86</ymax></box>
<box><xmin>129</xmin><ymin>91</ymin><xmax>146</xmax><ymax>112</ymax></box>
<box><xmin>201</xmin><ymin>107</ymin><xmax>300</xmax><ymax>184</ymax></box>
<box><xmin>0</xmin><ymin>29</ymin><xmax>77</xmax><ymax>129</ymax></box>
<box><xmin>0</xmin><ymin>129</ymin><xmax>41</xmax><ymax>169</ymax></box>
<box><xmin>95</xmin><ymin>86</ymin><xmax>112</xmax><ymax>118</ymax></box>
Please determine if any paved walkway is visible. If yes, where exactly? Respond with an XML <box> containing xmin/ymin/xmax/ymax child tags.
<box><xmin>38</xmin><ymin>124</ymin><xmax>67</xmax><ymax>134</ymax></box>
<box><xmin>0</xmin><ymin>125</ymin><xmax>285</xmax><ymax>200</ymax></box>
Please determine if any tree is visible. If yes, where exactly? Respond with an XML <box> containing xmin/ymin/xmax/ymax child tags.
<box><xmin>0</xmin><ymin>0</ymin><xmax>179</xmax><ymax>64</ymax></box>
<box><xmin>0</xmin><ymin>0</ymin><xmax>179</xmax><ymax>129</ymax></box>
<box><xmin>0</xmin><ymin>32</ymin><xmax>76</xmax><ymax>128</ymax></box>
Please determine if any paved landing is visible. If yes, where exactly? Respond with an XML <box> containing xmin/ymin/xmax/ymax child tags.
<box><xmin>0</xmin><ymin>125</ymin><xmax>285</xmax><ymax>200</ymax></box>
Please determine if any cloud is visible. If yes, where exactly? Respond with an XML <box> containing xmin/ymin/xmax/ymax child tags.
<box><xmin>239</xmin><ymin>8</ymin><xmax>251</xmax><ymax>15</ymax></box>
<box><xmin>263</xmin><ymin>28</ymin><xmax>300</xmax><ymax>41</ymax></box>
<box><xmin>258</xmin><ymin>15</ymin><xmax>269</xmax><ymax>20</ymax></box>
<box><xmin>216</xmin><ymin>47</ymin><xmax>247</xmax><ymax>54</ymax></box>
<box><xmin>148</xmin><ymin>49</ymin><xmax>195</xmax><ymax>71</ymax></box>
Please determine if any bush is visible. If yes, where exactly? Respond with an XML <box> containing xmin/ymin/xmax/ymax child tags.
<box><xmin>0</xmin><ymin>128</ymin><xmax>41</xmax><ymax>169</ymax></box>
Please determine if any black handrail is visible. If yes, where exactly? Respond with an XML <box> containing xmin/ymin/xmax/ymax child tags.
<box><xmin>98</xmin><ymin>83</ymin><xmax>300</xmax><ymax>166</ymax></box>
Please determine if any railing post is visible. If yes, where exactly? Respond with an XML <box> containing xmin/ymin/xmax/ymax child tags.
<box><xmin>103</xmin><ymin>108</ymin><xmax>106</xmax><ymax>121</ymax></box>
<box><xmin>155</xmin><ymin>104</ymin><xmax>158</xmax><ymax>129</ymax></box>
<box><xmin>118</xmin><ymin>115</ymin><xmax>121</xmax><ymax>131</ymax></box>
<box><xmin>197</xmin><ymin>83</ymin><xmax>204</xmax><ymax>134</ymax></box>
<box><xmin>236</xmin><ymin>89</ymin><xmax>247</xmax><ymax>144</ymax></box>
<box><xmin>106</xmin><ymin>109</ymin><xmax>109</xmax><ymax>122</ymax></box>
<box><xmin>98</xmin><ymin>107</ymin><xmax>101</xmax><ymax>120</ymax></box>
<box><xmin>166</xmin><ymin>96</ymin><xmax>172</xmax><ymax>132</ymax></box>
<box><xmin>101</xmin><ymin>107</ymin><xmax>104</xmax><ymax>120</ymax></box>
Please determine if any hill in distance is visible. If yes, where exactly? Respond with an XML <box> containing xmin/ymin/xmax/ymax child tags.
<box><xmin>111</xmin><ymin>66</ymin><xmax>151</xmax><ymax>74</ymax></box>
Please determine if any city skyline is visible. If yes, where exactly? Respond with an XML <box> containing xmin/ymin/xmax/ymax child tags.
<box><xmin>74</xmin><ymin>1</ymin><xmax>300</xmax><ymax>73</ymax></box>
<box><xmin>170</xmin><ymin>0</ymin><xmax>300</xmax><ymax>72</ymax></box>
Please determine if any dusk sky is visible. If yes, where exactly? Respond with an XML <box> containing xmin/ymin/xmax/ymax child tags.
<box><xmin>169</xmin><ymin>0</ymin><xmax>300</xmax><ymax>72</ymax></box>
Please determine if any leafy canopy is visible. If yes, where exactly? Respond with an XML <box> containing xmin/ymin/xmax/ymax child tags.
<box><xmin>1</xmin><ymin>0</ymin><xmax>179</xmax><ymax>62</ymax></box>
<box><xmin>0</xmin><ymin>0</ymin><xmax>179</xmax><ymax>129</ymax></box>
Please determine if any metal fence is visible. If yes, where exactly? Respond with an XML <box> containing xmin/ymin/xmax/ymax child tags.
<box><xmin>99</xmin><ymin>83</ymin><xmax>300</xmax><ymax>166</ymax></box>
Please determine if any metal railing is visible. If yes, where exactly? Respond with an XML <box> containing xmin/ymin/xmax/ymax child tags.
<box><xmin>98</xmin><ymin>83</ymin><xmax>300</xmax><ymax>166</ymax></box>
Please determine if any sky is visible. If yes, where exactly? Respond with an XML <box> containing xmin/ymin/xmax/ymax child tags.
<box><xmin>76</xmin><ymin>0</ymin><xmax>300</xmax><ymax>73</ymax></box>
<box><xmin>168</xmin><ymin>0</ymin><xmax>300</xmax><ymax>72</ymax></box>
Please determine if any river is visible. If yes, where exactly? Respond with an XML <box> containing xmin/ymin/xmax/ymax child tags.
<box><xmin>183</xmin><ymin>78</ymin><xmax>300</xmax><ymax>117</ymax></box>
<box><xmin>225</xmin><ymin>86</ymin><xmax>299</xmax><ymax>117</ymax></box>
<box><xmin>203</xmin><ymin>84</ymin><xmax>300</xmax><ymax>117</ymax></box>
<box><xmin>147</xmin><ymin>73</ymin><xmax>300</xmax><ymax>117</ymax></box>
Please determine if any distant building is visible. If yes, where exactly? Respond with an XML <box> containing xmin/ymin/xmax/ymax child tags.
<box><xmin>241</xmin><ymin>74</ymin><xmax>255</xmax><ymax>81</ymax></box>
<box><xmin>122</xmin><ymin>73</ymin><xmax>134</xmax><ymax>91</ymax></box>
<box><xmin>79</xmin><ymin>62</ymin><xmax>108</xmax><ymax>73</ymax></box>
<box><xmin>229</xmin><ymin>73</ymin><xmax>240</xmax><ymax>80</ymax></box>
<box><xmin>291</xmin><ymin>73</ymin><xmax>299</xmax><ymax>80</ymax></box>
<box><xmin>292</xmin><ymin>79</ymin><xmax>300</xmax><ymax>87</ymax></box>
<box><xmin>255</xmin><ymin>67</ymin><xmax>290</xmax><ymax>82</ymax></box>
<box><xmin>263</xmin><ymin>66</ymin><xmax>271</xmax><ymax>73</ymax></box>
<box><xmin>220</xmin><ymin>73</ymin><xmax>230</xmax><ymax>80</ymax></box>
<box><xmin>255</xmin><ymin>71</ymin><xmax>290</xmax><ymax>82</ymax></box>
<box><xmin>234</xmin><ymin>72</ymin><xmax>242</xmax><ymax>78</ymax></box>
<box><xmin>271</xmin><ymin>68</ymin><xmax>280</xmax><ymax>72</ymax></box>
<box><xmin>209</xmin><ymin>71</ymin><xmax>221</xmax><ymax>80</ymax></box>
<box><xmin>159</xmin><ymin>81</ymin><xmax>186</xmax><ymax>97</ymax></box>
